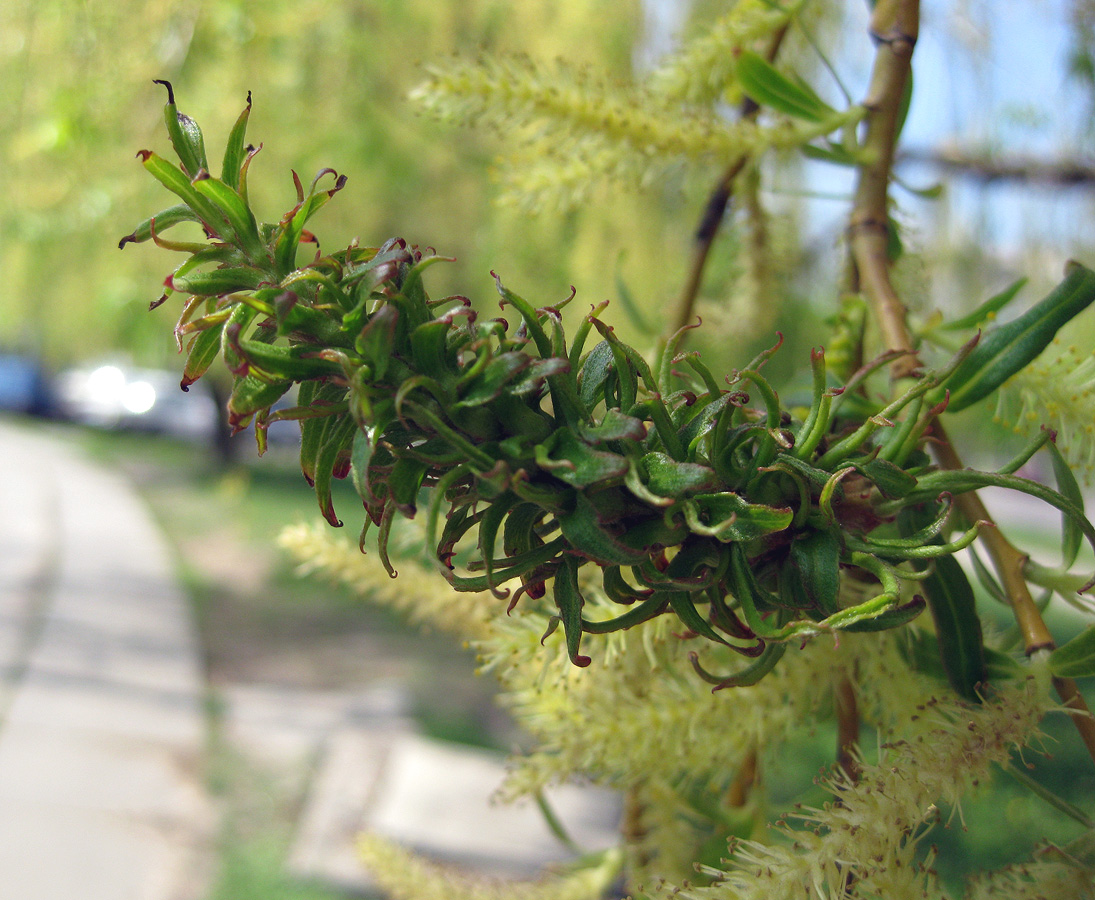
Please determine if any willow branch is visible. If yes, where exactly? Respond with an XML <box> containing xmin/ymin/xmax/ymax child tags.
<box><xmin>846</xmin><ymin>0</ymin><xmax>1095</xmax><ymax>765</ymax></box>
<box><xmin>899</xmin><ymin>146</ymin><xmax>1095</xmax><ymax>187</ymax></box>
<box><xmin>727</xmin><ymin>748</ymin><xmax>759</xmax><ymax>808</ymax></box>
<box><xmin>847</xmin><ymin>0</ymin><xmax>920</xmax><ymax>380</ymax></box>
<box><xmin>668</xmin><ymin>25</ymin><xmax>789</xmax><ymax>339</ymax></box>
<box><xmin>932</xmin><ymin>422</ymin><xmax>1095</xmax><ymax>763</ymax></box>
<box><xmin>834</xmin><ymin>672</ymin><xmax>861</xmax><ymax>782</ymax></box>
<box><xmin>847</xmin><ymin>0</ymin><xmax>1051</xmax><ymax>657</ymax></box>
<box><xmin>671</xmin><ymin>156</ymin><xmax>750</xmax><ymax>337</ymax></box>
<box><xmin>622</xmin><ymin>784</ymin><xmax>650</xmax><ymax>891</ymax></box>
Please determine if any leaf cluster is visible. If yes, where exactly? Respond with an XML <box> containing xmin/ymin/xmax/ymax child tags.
<box><xmin>122</xmin><ymin>84</ymin><xmax>1095</xmax><ymax>693</ymax></box>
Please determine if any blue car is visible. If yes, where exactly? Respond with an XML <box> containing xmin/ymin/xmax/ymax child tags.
<box><xmin>0</xmin><ymin>354</ymin><xmax>53</xmax><ymax>417</ymax></box>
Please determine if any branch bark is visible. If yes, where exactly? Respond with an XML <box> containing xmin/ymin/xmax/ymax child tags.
<box><xmin>848</xmin><ymin>0</ymin><xmax>920</xmax><ymax>380</ymax></box>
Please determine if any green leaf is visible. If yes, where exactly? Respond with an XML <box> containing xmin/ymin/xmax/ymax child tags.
<box><xmin>983</xmin><ymin>645</ymin><xmax>1024</xmax><ymax>679</ymax></box>
<box><xmin>169</xmin><ymin>266</ymin><xmax>267</xmax><ymax>297</ymax></box>
<box><xmin>227</xmin><ymin>374</ymin><xmax>291</xmax><ymax>426</ymax></box>
<box><xmin>503</xmin><ymin>502</ymin><xmax>544</xmax><ymax>558</ymax></box>
<box><xmin>298</xmin><ymin>381</ymin><xmax>347</xmax><ymax>487</ymax></box>
<box><xmin>118</xmin><ymin>203</ymin><xmax>203</xmax><ymax>248</ymax></box>
<box><xmin>800</xmin><ymin>141</ymin><xmax>860</xmax><ymax>166</ymax></box>
<box><xmin>136</xmin><ymin>150</ymin><xmax>232</xmax><ymax>238</ymax></box>
<box><xmin>897</xmin><ymin>504</ymin><xmax>986</xmax><ymax>700</ymax></box>
<box><xmin>494</xmin><ymin>274</ymin><xmax>551</xmax><ymax>358</ymax></box>
<box><xmin>350</xmin><ymin>421</ymin><xmax>387</xmax><ymax>505</ymax></box>
<box><xmin>409</xmin><ymin>319</ymin><xmax>456</xmax><ymax>381</ymax></box>
<box><xmin>910</xmin><ymin>468</ymin><xmax>1095</xmax><ymax>564</ymax></box>
<box><xmin>1049</xmin><ymin>625</ymin><xmax>1095</xmax><ymax>678</ymax></box>
<box><xmin>224</xmin><ymin>324</ymin><xmax>343</xmax><ymax>381</ymax></box>
<box><xmin>638</xmin><ymin>452</ymin><xmax>720</xmax><ymax>499</ymax></box>
<box><xmin>578</xmin><ymin>341</ymin><xmax>615</xmax><ymax>410</ymax></box>
<box><xmin>558</xmin><ymin>492</ymin><xmax>647</xmax><ymax>566</ymax></box>
<box><xmin>848</xmin><ymin>456</ymin><xmax>918</xmax><ymax>499</ymax></box>
<box><xmin>181</xmin><ymin>323</ymin><xmax>225</xmax><ymax>389</ymax></box>
<box><xmin>536</xmin><ymin>431</ymin><xmax>628</xmax><ymax>488</ymax></box>
<box><xmin>946</xmin><ymin>265</ymin><xmax>1095</xmax><ymax>412</ymax></box>
<box><xmin>683</xmin><ymin>493</ymin><xmax>793</xmax><ymax>543</ymax></box>
<box><xmin>667</xmin><ymin>592</ymin><xmax>736</xmax><ymax>647</ymax></box>
<box><xmin>221</xmin><ymin>91</ymin><xmax>252</xmax><ymax>191</ymax></box>
<box><xmin>455</xmin><ymin>352</ymin><xmax>531</xmax><ymax>409</ymax></box>
<box><xmin>355</xmin><ymin>304</ymin><xmax>400</xmax><ymax>381</ymax></box>
<box><xmin>581</xmin><ymin>594</ymin><xmax>667</xmax><ymax>634</ymax></box>
<box><xmin>916</xmin><ymin>548</ymin><xmax>986</xmax><ymax>702</ymax></box>
<box><xmin>273</xmin><ymin>170</ymin><xmax>348</xmax><ymax>276</ymax></box>
<box><xmin>690</xmin><ymin>642</ymin><xmax>786</xmax><ymax>689</ymax></box>
<box><xmin>592</xmin><ymin>324</ymin><xmax>639</xmax><ymax>414</ymax></box>
<box><xmin>938</xmin><ymin>278</ymin><xmax>1027</xmax><ymax>332</ymax></box>
<box><xmin>790</xmin><ymin>529</ymin><xmax>841</xmax><ymax>616</ymax></box>
<box><xmin>477</xmin><ymin>492</ymin><xmax>521</xmax><ymax>597</ymax></box>
<box><xmin>192</xmin><ymin>172</ymin><xmax>267</xmax><ymax>263</ymax></box>
<box><xmin>389</xmin><ymin>457</ymin><xmax>428</xmax><ymax>516</ymax></box>
<box><xmin>154</xmin><ymin>79</ymin><xmax>208</xmax><ymax>178</ymax></box>
<box><xmin>1049</xmin><ymin>439</ymin><xmax>1086</xmax><ymax>569</ymax></box>
<box><xmin>601</xmin><ymin>566</ymin><xmax>653</xmax><ymax>605</ymax></box>
<box><xmin>737</xmin><ymin>51</ymin><xmax>837</xmax><ymax>123</ymax></box>
<box><xmin>312</xmin><ymin>415</ymin><xmax>357</xmax><ymax>527</ymax></box>
<box><xmin>577</xmin><ymin>408</ymin><xmax>647</xmax><ymax>444</ymax></box>
<box><xmin>551</xmin><ymin>556</ymin><xmax>591</xmax><ymax>666</ymax></box>
<box><xmin>727</xmin><ymin>544</ymin><xmax>787</xmax><ymax>639</ymax></box>
<box><xmin>840</xmin><ymin>596</ymin><xmax>926</xmax><ymax>632</ymax></box>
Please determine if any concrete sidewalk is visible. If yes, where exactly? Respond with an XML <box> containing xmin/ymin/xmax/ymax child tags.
<box><xmin>0</xmin><ymin>420</ymin><xmax>213</xmax><ymax>899</ymax></box>
<box><xmin>0</xmin><ymin>419</ymin><xmax>621</xmax><ymax>897</ymax></box>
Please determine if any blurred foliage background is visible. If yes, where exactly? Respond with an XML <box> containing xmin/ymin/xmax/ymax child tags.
<box><xmin>3</xmin><ymin>0</ymin><xmax>1095</xmax><ymax>387</ymax></box>
<box><xmin>1</xmin><ymin>0</ymin><xmax>676</xmax><ymax>367</ymax></box>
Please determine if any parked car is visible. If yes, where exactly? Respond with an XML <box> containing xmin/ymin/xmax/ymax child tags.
<box><xmin>0</xmin><ymin>354</ymin><xmax>54</xmax><ymax>417</ymax></box>
<box><xmin>55</xmin><ymin>362</ymin><xmax>219</xmax><ymax>441</ymax></box>
<box><xmin>53</xmin><ymin>361</ymin><xmax>301</xmax><ymax>447</ymax></box>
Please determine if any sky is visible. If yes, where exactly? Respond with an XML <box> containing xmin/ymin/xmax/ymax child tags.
<box><xmin>636</xmin><ymin>0</ymin><xmax>1095</xmax><ymax>274</ymax></box>
<box><xmin>888</xmin><ymin>0</ymin><xmax>1094</xmax><ymax>266</ymax></box>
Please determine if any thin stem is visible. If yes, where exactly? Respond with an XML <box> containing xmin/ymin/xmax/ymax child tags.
<box><xmin>671</xmin><ymin>156</ymin><xmax>749</xmax><ymax>337</ymax></box>
<box><xmin>931</xmin><ymin>423</ymin><xmax>1053</xmax><ymax>650</ymax></box>
<box><xmin>727</xmin><ymin>749</ymin><xmax>759</xmax><ymax>808</ymax></box>
<box><xmin>1054</xmin><ymin>675</ymin><xmax>1095</xmax><ymax>765</ymax></box>
<box><xmin>622</xmin><ymin>784</ymin><xmax>650</xmax><ymax>892</ymax></box>
<box><xmin>668</xmin><ymin>25</ymin><xmax>789</xmax><ymax>339</ymax></box>
<box><xmin>933</xmin><ymin>421</ymin><xmax>1095</xmax><ymax>766</ymax></box>
<box><xmin>835</xmin><ymin>672</ymin><xmax>861</xmax><ymax>782</ymax></box>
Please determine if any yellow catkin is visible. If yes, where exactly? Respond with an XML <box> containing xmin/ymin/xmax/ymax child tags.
<box><xmin>998</xmin><ymin>341</ymin><xmax>1095</xmax><ymax>481</ymax></box>
<box><xmin>409</xmin><ymin>29</ymin><xmax>863</xmax><ymax>213</ymax></box>
<box><xmin>666</xmin><ymin>650</ymin><xmax>1056</xmax><ymax>900</ymax></box>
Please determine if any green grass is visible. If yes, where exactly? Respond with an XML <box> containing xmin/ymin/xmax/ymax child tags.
<box><xmin>204</xmin><ymin>734</ymin><xmax>371</xmax><ymax>900</ymax></box>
